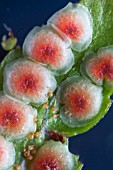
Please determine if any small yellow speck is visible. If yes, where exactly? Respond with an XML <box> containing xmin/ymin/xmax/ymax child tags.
<box><xmin>34</xmin><ymin>117</ymin><xmax>38</xmax><ymax>122</ymax></box>
<box><xmin>23</xmin><ymin>147</ymin><xmax>27</xmax><ymax>152</ymax></box>
<box><xmin>48</xmin><ymin>89</ymin><xmax>53</xmax><ymax>97</ymax></box>
<box><xmin>15</xmin><ymin>164</ymin><xmax>21</xmax><ymax>170</ymax></box>
<box><xmin>34</xmin><ymin>131</ymin><xmax>40</xmax><ymax>137</ymax></box>
<box><xmin>53</xmin><ymin>114</ymin><xmax>59</xmax><ymax>118</ymax></box>
<box><xmin>28</xmin><ymin>145</ymin><xmax>34</xmax><ymax>151</ymax></box>
<box><xmin>43</xmin><ymin>102</ymin><xmax>48</xmax><ymax>109</ymax></box>
<box><xmin>28</xmin><ymin>133</ymin><xmax>34</xmax><ymax>140</ymax></box>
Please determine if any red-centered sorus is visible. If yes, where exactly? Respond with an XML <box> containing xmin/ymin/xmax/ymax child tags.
<box><xmin>0</xmin><ymin>135</ymin><xmax>15</xmax><ymax>169</ymax></box>
<box><xmin>26</xmin><ymin>140</ymin><xmax>76</xmax><ymax>170</ymax></box>
<box><xmin>0</xmin><ymin>93</ymin><xmax>37</xmax><ymax>140</ymax></box>
<box><xmin>57</xmin><ymin>76</ymin><xmax>103</xmax><ymax>127</ymax></box>
<box><xmin>80</xmin><ymin>46</ymin><xmax>113</xmax><ymax>90</ymax></box>
<box><xmin>3</xmin><ymin>59</ymin><xmax>57</xmax><ymax>106</ymax></box>
<box><xmin>23</xmin><ymin>24</ymin><xmax>74</xmax><ymax>75</ymax></box>
<box><xmin>48</xmin><ymin>3</ymin><xmax>93</xmax><ymax>52</ymax></box>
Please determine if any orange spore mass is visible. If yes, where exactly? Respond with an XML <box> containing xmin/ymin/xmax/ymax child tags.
<box><xmin>33</xmin><ymin>155</ymin><xmax>59</xmax><ymax>170</ymax></box>
<box><xmin>67</xmin><ymin>91</ymin><xmax>91</xmax><ymax>118</ymax></box>
<box><xmin>90</xmin><ymin>56</ymin><xmax>113</xmax><ymax>80</ymax></box>
<box><xmin>56</xmin><ymin>13</ymin><xmax>83</xmax><ymax>41</ymax></box>
<box><xmin>31</xmin><ymin>42</ymin><xmax>60</xmax><ymax>67</ymax></box>
<box><xmin>0</xmin><ymin>104</ymin><xmax>22</xmax><ymax>129</ymax></box>
<box><xmin>1</xmin><ymin>111</ymin><xmax>19</xmax><ymax>126</ymax></box>
<box><xmin>12</xmin><ymin>73</ymin><xmax>40</xmax><ymax>95</ymax></box>
<box><xmin>58</xmin><ymin>22</ymin><xmax>82</xmax><ymax>40</ymax></box>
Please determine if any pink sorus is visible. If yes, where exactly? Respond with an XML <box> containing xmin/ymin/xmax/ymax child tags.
<box><xmin>0</xmin><ymin>93</ymin><xmax>37</xmax><ymax>140</ymax></box>
<box><xmin>23</xmin><ymin>24</ymin><xmax>74</xmax><ymax>75</ymax></box>
<box><xmin>57</xmin><ymin>76</ymin><xmax>103</xmax><ymax>127</ymax></box>
<box><xmin>0</xmin><ymin>136</ymin><xmax>15</xmax><ymax>169</ymax></box>
<box><xmin>81</xmin><ymin>46</ymin><xmax>113</xmax><ymax>89</ymax></box>
<box><xmin>27</xmin><ymin>140</ymin><xmax>75</xmax><ymax>170</ymax></box>
<box><xmin>3</xmin><ymin>59</ymin><xmax>57</xmax><ymax>106</ymax></box>
<box><xmin>48</xmin><ymin>3</ymin><xmax>93</xmax><ymax>52</ymax></box>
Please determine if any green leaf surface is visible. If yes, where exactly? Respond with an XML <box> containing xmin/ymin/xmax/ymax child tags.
<box><xmin>73</xmin><ymin>155</ymin><xmax>83</xmax><ymax>170</ymax></box>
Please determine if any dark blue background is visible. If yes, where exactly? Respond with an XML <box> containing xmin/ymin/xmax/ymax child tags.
<box><xmin>0</xmin><ymin>0</ymin><xmax>113</xmax><ymax>170</ymax></box>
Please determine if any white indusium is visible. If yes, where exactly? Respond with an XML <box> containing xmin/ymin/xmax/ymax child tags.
<box><xmin>23</xmin><ymin>24</ymin><xmax>74</xmax><ymax>75</ymax></box>
<box><xmin>57</xmin><ymin>76</ymin><xmax>103</xmax><ymax>127</ymax></box>
<box><xmin>3</xmin><ymin>59</ymin><xmax>57</xmax><ymax>106</ymax></box>
<box><xmin>0</xmin><ymin>136</ymin><xmax>15</xmax><ymax>170</ymax></box>
<box><xmin>0</xmin><ymin>93</ymin><xmax>37</xmax><ymax>140</ymax></box>
<box><xmin>48</xmin><ymin>3</ymin><xmax>93</xmax><ymax>52</ymax></box>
